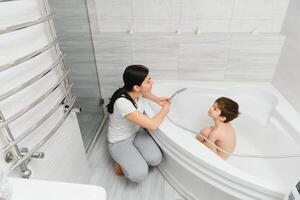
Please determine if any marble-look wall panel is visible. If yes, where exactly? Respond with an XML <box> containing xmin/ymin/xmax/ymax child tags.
<box><xmin>181</xmin><ymin>0</ymin><xmax>235</xmax><ymax>20</ymax></box>
<box><xmin>98</xmin><ymin>19</ymin><xmax>131</xmax><ymax>32</ymax></box>
<box><xmin>93</xmin><ymin>33</ymin><xmax>132</xmax><ymax>64</ymax></box>
<box><xmin>225</xmin><ymin>34</ymin><xmax>285</xmax><ymax>81</ymax></box>
<box><xmin>93</xmin><ymin>33</ymin><xmax>132</xmax><ymax>98</ymax></box>
<box><xmin>232</xmin><ymin>0</ymin><xmax>290</xmax><ymax>19</ymax></box>
<box><xmin>92</xmin><ymin>0</ymin><xmax>289</xmax><ymax>33</ymax></box>
<box><xmin>178</xmin><ymin>34</ymin><xmax>230</xmax><ymax>81</ymax></box>
<box><xmin>132</xmin><ymin>0</ymin><xmax>181</xmax><ymax>20</ymax></box>
<box><xmin>182</xmin><ymin>20</ymin><xmax>231</xmax><ymax>33</ymax></box>
<box><xmin>86</xmin><ymin>0</ymin><xmax>287</xmax><ymax>99</ymax></box>
<box><xmin>90</xmin><ymin>32</ymin><xmax>285</xmax><ymax>99</ymax></box>
<box><xmin>132</xmin><ymin>34</ymin><xmax>179</xmax><ymax>80</ymax></box>
<box><xmin>95</xmin><ymin>0</ymin><xmax>131</xmax><ymax>20</ymax></box>
<box><xmin>230</xmin><ymin>19</ymin><xmax>284</xmax><ymax>33</ymax></box>
<box><xmin>132</xmin><ymin>20</ymin><xmax>179</xmax><ymax>33</ymax></box>
<box><xmin>272</xmin><ymin>0</ymin><xmax>300</xmax><ymax>113</ymax></box>
<box><xmin>98</xmin><ymin>64</ymin><xmax>127</xmax><ymax>98</ymax></box>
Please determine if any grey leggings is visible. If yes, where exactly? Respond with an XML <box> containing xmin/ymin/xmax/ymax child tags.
<box><xmin>108</xmin><ymin>128</ymin><xmax>162</xmax><ymax>183</ymax></box>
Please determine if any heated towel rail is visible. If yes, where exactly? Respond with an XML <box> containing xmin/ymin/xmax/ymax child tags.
<box><xmin>0</xmin><ymin>2</ymin><xmax>76</xmax><ymax>178</ymax></box>
<box><xmin>0</xmin><ymin>14</ymin><xmax>55</xmax><ymax>35</ymax></box>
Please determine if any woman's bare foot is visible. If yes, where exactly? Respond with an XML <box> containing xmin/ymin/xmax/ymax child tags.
<box><xmin>114</xmin><ymin>162</ymin><xmax>124</xmax><ymax>176</ymax></box>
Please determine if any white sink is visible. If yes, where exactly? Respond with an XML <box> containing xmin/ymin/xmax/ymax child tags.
<box><xmin>7</xmin><ymin>178</ymin><xmax>106</xmax><ymax>200</ymax></box>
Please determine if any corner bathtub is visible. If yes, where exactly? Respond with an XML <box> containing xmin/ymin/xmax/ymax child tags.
<box><xmin>144</xmin><ymin>81</ymin><xmax>300</xmax><ymax>200</ymax></box>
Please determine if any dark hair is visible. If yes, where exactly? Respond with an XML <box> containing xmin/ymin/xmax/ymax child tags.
<box><xmin>106</xmin><ymin>65</ymin><xmax>149</xmax><ymax>114</ymax></box>
<box><xmin>215</xmin><ymin>97</ymin><xmax>240</xmax><ymax>123</ymax></box>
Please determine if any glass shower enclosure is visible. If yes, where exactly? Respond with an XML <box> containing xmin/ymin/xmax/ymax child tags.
<box><xmin>48</xmin><ymin>0</ymin><xmax>105</xmax><ymax>152</ymax></box>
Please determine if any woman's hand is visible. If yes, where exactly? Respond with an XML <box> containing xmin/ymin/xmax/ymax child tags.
<box><xmin>142</xmin><ymin>92</ymin><xmax>170</xmax><ymax>107</ymax></box>
<box><xmin>157</xmin><ymin>97</ymin><xmax>170</xmax><ymax>106</ymax></box>
<box><xmin>126</xmin><ymin>97</ymin><xmax>171</xmax><ymax>130</ymax></box>
<box><xmin>161</xmin><ymin>101</ymin><xmax>170</xmax><ymax>114</ymax></box>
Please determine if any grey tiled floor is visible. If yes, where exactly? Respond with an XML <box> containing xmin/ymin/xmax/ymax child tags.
<box><xmin>87</xmin><ymin>121</ymin><xmax>185</xmax><ymax>200</ymax></box>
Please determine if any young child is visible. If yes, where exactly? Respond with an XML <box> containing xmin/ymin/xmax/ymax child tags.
<box><xmin>196</xmin><ymin>97</ymin><xmax>240</xmax><ymax>160</ymax></box>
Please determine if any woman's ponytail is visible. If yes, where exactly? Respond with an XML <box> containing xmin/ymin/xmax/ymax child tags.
<box><xmin>106</xmin><ymin>86</ymin><xmax>126</xmax><ymax>114</ymax></box>
<box><xmin>106</xmin><ymin>86</ymin><xmax>138</xmax><ymax>114</ymax></box>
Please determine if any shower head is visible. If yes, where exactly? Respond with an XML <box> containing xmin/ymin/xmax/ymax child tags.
<box><xmin>169</xmin><ymin>88</ymin><xmax>187</xmax><ymax>101</ymax></box>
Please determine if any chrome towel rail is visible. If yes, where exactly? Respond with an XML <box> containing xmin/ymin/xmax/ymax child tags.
<box><xmin>0</xmin><ymin>0</ymin><xmax>20</xmax><ymax>2</ymax></box>
<box><xmin>0</xmin><ymin>0</ymin><xmax>19</xmax><ymax>2</ymax></box>
<box><xmin>0</xmin><ymin>14</ymin><xmax>55</xmax><ymax>35</ymax></box>
<box><xmin>0</xmin><ymin>111</ymin><xmax>32</xmax><ymax>178</ymax></box>
<box><xmin>0</xmin><ymin>68</ymin><xmax>70</xmax><ymax>128</ymax></box>
<box><xmin>0</xmin><ymin>37</ymin><xmax>61</xmax><ymax>73</ymax></box>
<box><xmin>0</xmin><ymin>2</ymin><xmax>74</xmax><ymax>178</ymax></box>
<box><xmin>0</xmin><ymin>53</ymin><xmax>66</xmax><ymax>101</ymax></box>
<box><xmin>10</xmin><ymin>96</ymin><xmax>76</xmax><ymax>170</ymax></box>
<box><xmin>1</xmin><ymin>84</ymin><xmax>73</xmax><ymax>153</ymax></box>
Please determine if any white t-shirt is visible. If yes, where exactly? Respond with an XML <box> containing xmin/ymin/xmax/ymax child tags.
<box><xmin>107</xmin><ymin>96</ymin><xmax>145</xmax><ymax>143</ymax></box>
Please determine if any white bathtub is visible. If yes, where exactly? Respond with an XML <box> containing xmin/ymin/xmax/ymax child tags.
<box><xmin>144</xmin><ymin>81</ymin><xmax>300</xmax><ymax>200</ymax></box>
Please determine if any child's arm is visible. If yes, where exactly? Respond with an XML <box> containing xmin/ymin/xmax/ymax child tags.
<box><xmin>202</xmin><ymin>131</ymin><xmax>218</xmax><ymax>154</ymax></box>
<box><xmin>196</xmin><ymin>127</ymin><xmax>211</xmax><ymax>143</ymax></box>
<box><xmin>198</xmin><ymin>129</ymin><xmax>229</xmax><ymax>160</ymax></box>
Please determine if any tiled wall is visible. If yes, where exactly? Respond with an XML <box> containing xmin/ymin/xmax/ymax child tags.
<box><xmin>0</xmin><ymin>0</ymin><xmax>90</xmax><ymax>183</ymax></box>
<box><xmin>93</xmin><ymin>0</ymin><xmax>289</xmax><ymax>33</ymax></box>
<box><xmin>87</xmin><ymin>0</ymin><xmax>287</xmax><ymax>99</ymax></box>
<box><xmin>273</xmin><ymin>0</ymin><xmax>300</xmax><ymax>113</ymax></box>
<box><xmin>89</xmin><ymin>32</ymin><xmax>285</xmax><ymax>98</ymax></box>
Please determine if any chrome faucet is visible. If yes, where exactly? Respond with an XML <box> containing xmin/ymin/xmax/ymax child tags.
<box><xmin>5</xmin><ymin>147</ymin><xmax>44</xmax><ymax>178</ymax></box>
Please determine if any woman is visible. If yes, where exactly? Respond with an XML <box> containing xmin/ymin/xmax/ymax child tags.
<box><xmin>106</xmin><ymin>65</ymin><xmax>170</xmax><ymax>183</ymax></box>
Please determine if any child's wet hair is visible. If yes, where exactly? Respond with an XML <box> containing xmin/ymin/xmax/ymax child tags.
<box><xmin>215</xmin><ymin>97</ymin><xmax>240</xmax><ymax>123</ymax></box>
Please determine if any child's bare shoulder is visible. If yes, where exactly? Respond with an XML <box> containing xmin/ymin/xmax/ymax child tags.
<box><xmin>212</xmin><ymin>125</ymin><xmax>232</xmax><ymax>139</ymax></box>
<box><xmin>200</xmin><ymin>127</ymin><xmax>213</xmax><ymax>134</ymax></box>
<box><xmin>218</xmin><ymin>124</ymin><xmax>235</xmax><ymax>139</ymax></box>
<box><xmin>210</xmin><ymin>128</ymin><xmax>222</xmax><ymax>138</ymax></box>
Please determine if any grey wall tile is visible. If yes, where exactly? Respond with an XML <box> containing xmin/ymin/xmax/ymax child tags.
<box><xmin>132</xmin><ymin>34</ymin><xmax>178</xmax><ymax>80</ymax></box>
<box><xmin>178</xmin><ymin>66</ymin><xmax>225</xmax><ymax>81</ymax></box>
<box><xmin>232</xmin><ymin>0</ymin><xmax>290</xmax><ymax>19</ymax></box>
<box><xmin>132</xmin><ymin>19</ymin><xmax>179</xmax><ymax>33</ymax></box>
<box><xmin>94</xmin><ymin>33</ymin><xmax>132</xmax><ymax>64</ymax></box>
<box><xmin>225</xmin><ymin>64</ymin><xmax>276</xmax><ymax>81</ymax></box>
<box><xmin>178</xmin><ymin>34</ymin><xmax>229</xmax><ymax>80</ymax></box>
<box><xmin>132</xmin><ymin>0</ymin><xmax>181</xmax><ymax>20</ymax></box>
<box><xmin>86</xmin><ymin>1</ymin><xmax>286</xmax><ymax>98</ymax></box>
<box><xmin>226</xmin><ymin>34</ymin><xmax>285</xmax><ymax>81</ymax></box>
<box><xmin>91</xmin><ymin>0</ymin><xmax>289</xmax><ymax>33</ymax></box>
<box><xmin>90</xmin><ymin>32</ymin><xmax>284</xmax><ymax>98</ymax></box>
<box><xmin>181</xmin><ymin>20</ymin><xmax>231</xmax><ymax>33</ymax></box>
<box><xmin>181</xmin><ymin>0</ymin><xmax>235</xmax><ymax>20</ymax></box>
<box><xmin>95</xmin><ymin>0</ymin><xmax>131</xmax><ymax>20</ymax></box>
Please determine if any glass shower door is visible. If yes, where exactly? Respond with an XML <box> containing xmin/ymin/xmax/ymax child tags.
<box><xmin>48</xmin><ymin>0</ymin><xmax>104</xmax><ymax>151</ymax></box>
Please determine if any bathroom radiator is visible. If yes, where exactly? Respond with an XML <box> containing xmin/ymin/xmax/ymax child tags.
<box><xmin>0</xmin><ymin>0</ymin><xmax>76</xmax><ymax>178</ymax></box>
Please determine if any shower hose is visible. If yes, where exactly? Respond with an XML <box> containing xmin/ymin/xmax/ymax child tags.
<box><xmin>166</xmin><ymin>88</ymin><xmax>300</xmax><ymax>159</ymax></box>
